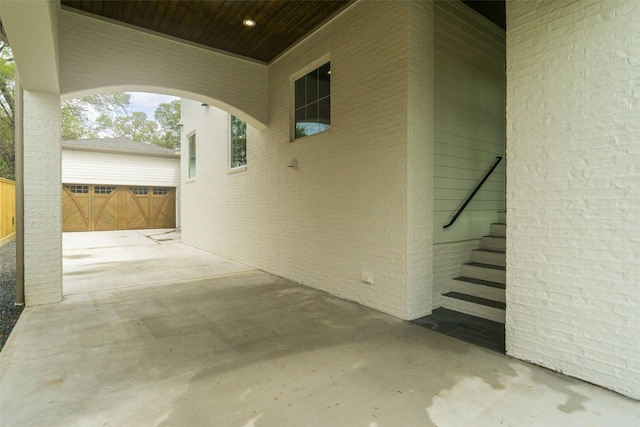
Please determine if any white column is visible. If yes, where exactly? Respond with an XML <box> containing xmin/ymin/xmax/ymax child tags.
<box><xmin>406</xmin><ymin>0</ymin><xmax>435</xmax><ymax>319</ymax></box>
<box><xmin>22</xmin><ymin>90</ymin><xmax>62</xmax><ymax>305</ymax></box>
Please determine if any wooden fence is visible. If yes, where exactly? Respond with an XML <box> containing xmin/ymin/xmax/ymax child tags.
<box><xmin>0</xmin><ymin>177</ymin><xmax>16</xmax><ymax>246</ymax></box>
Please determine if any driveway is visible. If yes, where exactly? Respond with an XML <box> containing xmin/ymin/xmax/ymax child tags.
<box><xmin>0</xmin><ymin>231</ymin><xmax>638</xmax><ymax>426</ymax></box>
<box><xmin>63</xmin><ymin>229</ymin><xmax>254</xmax><ymax>295</ymax></box>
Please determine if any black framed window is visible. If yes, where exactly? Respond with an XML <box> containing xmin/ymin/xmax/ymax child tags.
<box><xmin>294</xmin><ymin>62</ymin><xmax>330</xmax><ymax>139</ymax></box>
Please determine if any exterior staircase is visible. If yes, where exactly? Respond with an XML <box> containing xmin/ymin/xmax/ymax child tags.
<box><xmin>441</xmin><ymin>211</ymin><xmax>506</xmax><ymax>323</ymax></box>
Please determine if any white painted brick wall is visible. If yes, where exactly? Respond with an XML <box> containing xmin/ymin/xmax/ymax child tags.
<box><xmin>23</xmin><ymin>90</ymin><xmax>62</xmax><ymax>305</ymax></box>
<box><xmin>57</xmin><ymin>10</ymin><xmax>268</xmax><ymax>129</ymax></box>
<box><xmin>432</xmin><ymin>240</ymin><xmax>479</xmax><ymax>307</ymax></box>
<box><xmin>506</xmin><ymin>0</ymin><xmax>640</xmax><ymax>399</ymax></box>
<box><xmin>407</xmin><ymin>1</ymin><xmax>435</xmax><ymax>318</ymax></box>
<box><xmin>182</xmin><ymin>1</ymin><xmax>434</xmax><ymax>320</ymax></box>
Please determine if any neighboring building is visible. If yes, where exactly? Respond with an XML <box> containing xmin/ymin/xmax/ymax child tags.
<box><xmin>62</xmin><ymin>139</ymin><xmax>180</xmax><ymax>231</ymax></box>
<box><xmin>3</xmin><ymin>0</ymin><xmax>640</xmax><ymax>401</ymax></box>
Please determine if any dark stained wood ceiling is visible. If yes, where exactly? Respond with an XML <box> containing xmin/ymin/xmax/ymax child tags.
<box><xmin>61</xmin><ymin>0</ymin><xmax>352</xmax><ymax>63</ymax></box>
<box><xmin>461</xmin><ymin>0</ymin><xmax>505</xmax><ymax>30</ymax></box>
<box><xmin>61</xmin><ymin>1</ymin><xmax>505</xmax><ymax>63</ymax></box>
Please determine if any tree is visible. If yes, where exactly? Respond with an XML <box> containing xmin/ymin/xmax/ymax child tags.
<box><xmin>67</xmin><ymin>95</ymin><xmax>180</xmax><ymax>149</ymax></box>
<box><xmin>0</xmin><ymin>42</ymin><xmax>14</xmax><ymax>180</ymax></box>
<box><xmin>95</xmin><ymin>110</ymin><xmax>159</xmax><ymax>142</ymax></box>
<box><xmin>61</xmin><ymin>92</ymin><xmax>130</xmax><ymax>140</ymax></box>
<box><xmin>154</xmin><ymin>100</ymin><xmax>181</xmax><ymax>149</ymax></box>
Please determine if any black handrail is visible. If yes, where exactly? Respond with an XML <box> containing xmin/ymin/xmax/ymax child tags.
<box><xmin>443</xmin><ymin>156</ymin><xmax>502</xmax><ymax>229</ymax></box>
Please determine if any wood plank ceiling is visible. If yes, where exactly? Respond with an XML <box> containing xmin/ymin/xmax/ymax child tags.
<box><xmin>60</xmin><ymin>1</ymin><xmax>505</xmax><ymax>63</ymax></box>
<box><xmin>61</xmin><ymin>0</ymin><xmax>353</xmax><ymax>63</ymax></box>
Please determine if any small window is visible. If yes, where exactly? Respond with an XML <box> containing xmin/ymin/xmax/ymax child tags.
<box><xmin>188</xmin><ymin>132</ymin><xmax>196</xmax><ymax>178</ymax></box>
<box><xmin>230</xmin><ymin>115</ymin><xmax>247</xmax><ymax>168</ymax></box>
<box><xmin>153</xmin><ymin>187</ymin><xmax>169</xmax><ymax>195</ymax></box>
<box><xmin>94</xmin><ymin>186</ymin><xmax>116</xmax><ymax>195</ymax></box>
<box><xmin>65</xmin><ymin>185</ymin><xmax>89</xmax><ymax>194</ymax></box>
<box><xmin>294</xmin><ymin>61</ymin><xmax>331</xmax><ymax>139</ymax></box>
<box><xmin>130</xmin><ymin>187</ymin><xmax>148</xmax><ymax>195</ymax></box>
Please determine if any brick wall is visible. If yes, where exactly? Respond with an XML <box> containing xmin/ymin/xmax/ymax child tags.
<box><xmin>58</xmin><ymin>10</ymin><xmax>268</xmax><ymax>129</ymax></box>
<box><xmin>506</xmin><ymin>0</ymin><xmax>640</xmax><ymax>399</ymax></box>
<box><xmin>182</xmin><ymin>1</ymin><xmax>434</xmax><ymax>320</ymax></box>
<box><xmin>407</xmin><ymin>1</ymin><xmax>435</xmax><ymax>318</ymax></box>
<box><xmin>23</xmin><ymin>91</ymin><xmax>62</xmax><ymax>305</ymax></box>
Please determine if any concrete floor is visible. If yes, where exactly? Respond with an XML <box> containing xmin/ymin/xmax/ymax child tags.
<box><xmin>0</xmin><ymin>231</ymin><xmax>638</xmax><ymax>426</ymax></box>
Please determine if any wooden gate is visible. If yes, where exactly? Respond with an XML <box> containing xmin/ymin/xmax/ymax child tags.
<box><xmin>63</xmin><ymin>184</ymin><xmax>176</xmax><ymax>232</ymax></box>
<box><xmin>0</xmin><ymin>177</ymin><xmax>16</xmax><ymax>245</ymax></box>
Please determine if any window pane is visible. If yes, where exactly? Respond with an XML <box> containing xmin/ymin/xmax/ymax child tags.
<box><xmin>305</xmin><ymin>72</ymin><xmax>318</xmax><ymax>104</ymax></box>
<box><xmin>230</xmin><ymin>115</ymin><xmax>247</xmax><ymax>168</ymax></box>
<box><xmin>295</xmin><ymin>78</ymin><xmax>305</xmax><ymax>109</ymax></box>
<box><xmin>318</xmin><ymin>62</ymin><xmax>331</xmax><ymax>99</ymax></box>
<box><xmin>306</xmin><ymin>101</ymin><xmax>319</xmax><ymax>123</ymax></box>
<box><xmin>295</xmin><ymin>107</ymin><xmax>305</xmax><ymax>126</ymax></box>
<box><xmin>293</xmin><ymin>61</ymin><xmax>331</xmax><ymax>140</ymax></box>
<box><xmin>319</xmin><ymin>97</ymin><xmax>330</xmax><ymax>125</ymax></box>
<box><xmin>188</xmin><ymin>134</ymin><xmax>196</xmax><ymax>178</ymax></box>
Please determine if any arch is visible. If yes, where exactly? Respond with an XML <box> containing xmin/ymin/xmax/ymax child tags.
<box><xmin>58</xmin><ymin>9</ymin><xmax>268</xmax><ymax>130</ymax></box>
<box><xmin>61</xmin><ymin>85</ymin><xmax>264</xmax><ymax>131</ymax></box>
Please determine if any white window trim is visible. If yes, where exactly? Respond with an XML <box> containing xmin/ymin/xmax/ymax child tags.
<box><xmin>290</xmin><ymin>54</ymin><xmax>331</xmax><ymax>142</ymax></box>
<box><xmin>228</xmin><ymin>165</ymin><xmax>247</xmax><ymax>174</ymax></box>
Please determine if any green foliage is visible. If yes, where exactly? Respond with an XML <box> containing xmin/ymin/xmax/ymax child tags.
<box><xmin>154</xmin><ymin>100</ymin><xmax>181</xmax><ymax>149</ymax></box>
<box><xmin>64</xmin><ymin>94</ymin><xmax>181</xmax><ymax>149</ymax></box>
<box><xmin>230</xmin><ymin>115</ymin><xmax>247</xmax><ymax>167</ymax></box>
<box><xmin>61</xmin><ymin>93</ymin><xmax>130</xmax><ymax>140</ymax></box>
<box><xmin>295</xmin><ymin>124</ymin><xmax>308</xmax><ymax>139</ymax></box>
<box><xmin>0</xmin><ymin>42</ymin><xmax>14</xmax><ymax>180</ymax></box>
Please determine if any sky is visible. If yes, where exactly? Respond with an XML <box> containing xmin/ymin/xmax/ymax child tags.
<box><xmin>128</xmin><ymin>92</ymin><xmax>179</xmax><ymax>118</ymax></box>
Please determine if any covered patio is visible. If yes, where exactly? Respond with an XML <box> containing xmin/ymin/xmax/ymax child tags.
<box><xmin>1</xmin><ymin>232</ymin><xmax>638</xmax><ymax>425</ymax></box>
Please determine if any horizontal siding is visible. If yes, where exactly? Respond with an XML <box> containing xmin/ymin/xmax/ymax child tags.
<box><xmin>434</xmin><ymin>1</ymin><xmax>506</xmax><ymax>243</ymax></box>
<box><xmin>62</xmin><ymin>150</ymin><xmax>180</xmax><ymax>187</ymax></box>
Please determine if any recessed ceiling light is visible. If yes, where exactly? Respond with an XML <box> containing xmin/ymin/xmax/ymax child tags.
<box><xmin>243</xmin><ymin>19</ymin><xmax>256</xmax><ymax>27</ymax></box>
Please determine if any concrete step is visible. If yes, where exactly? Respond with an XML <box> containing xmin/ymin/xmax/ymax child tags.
<box><xmin>489</xmin><ymin>223</ymin><xmax>506</xmax><ymax>237</ymax></box>
<box><xmin>498</xmin><ymin>211</ymin><xmax>506</xmax><ymax>223</ymax></box>
<box><xmin>441</xmin><ymin>292</ymin><xmax>506</xmax><ymax>324</ymax></box>
<box><xmin>471</xmin><ymin>248</ymin><xmax>506</xmax><ymax>267</ymax></box>
<box><xmin>480</xmin><ymin>235</ymin><xmax>506</xmax><ymax>251</ymax></box>
<box><xmin>452</xmin><ymin>277</ymin><xmax>505</xmax><ymax>303</ymax></box>
<box><xmin>461</xmin><ymin>262</ymin><xmax>506</xmax><ymax>284</ymax></box>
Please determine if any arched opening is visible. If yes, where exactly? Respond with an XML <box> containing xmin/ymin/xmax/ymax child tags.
<box><xmin>59</xmin><ymin>88</ymin><xmax>257</xmax><ymax>297</ymax></box>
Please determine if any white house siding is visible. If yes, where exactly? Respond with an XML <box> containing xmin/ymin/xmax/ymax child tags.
<box><xmin>432</xmin><ymin>1</ymin><xmax>506</xmax><ymax>306</ymax></box>
<box><xmin>507</xmin><ymin>0</ymin><xmax>640</xmax><ymax>399</ymax></box>
<box><xmin>62</xmin><ymin>150</ymin><xmax>180</xmax><ymax>187</ymax></box>
<box><xmin>181</xmin><ymin>1</ymin><xmax>434</xmax><ymax>320</ymax></box>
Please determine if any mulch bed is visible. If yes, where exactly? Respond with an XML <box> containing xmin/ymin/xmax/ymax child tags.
<box><xmin>0</xmin><ymin>241</ymin><xmax>23</xmax><ymax>351</ymax></box>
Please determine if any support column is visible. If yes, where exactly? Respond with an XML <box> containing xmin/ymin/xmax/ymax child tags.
<box><xmin>406</xmin><ymin>0</ymin><xmax>434</xmax><ymax>319</ymax></box>
<box><xmin>22</xmin><ymin>90</ymin><xmax>62</xmax><ymax>305</ymax></box>
<box><xmin>14</xmin><ymin>71</ymin><xmax>24</xmax><ymax>305</ymax></box>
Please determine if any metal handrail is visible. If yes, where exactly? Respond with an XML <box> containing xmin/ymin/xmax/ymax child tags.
<box><xmin>443</xmin><ymin>156</ymin><xmax>503</xmax><ymax>229</ymax></box>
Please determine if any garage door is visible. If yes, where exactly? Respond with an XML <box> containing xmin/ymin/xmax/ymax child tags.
<box><xmin>63</xmin><ymin>184</ymin><xmax>176</xmax><ymax>232</ymax></box>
